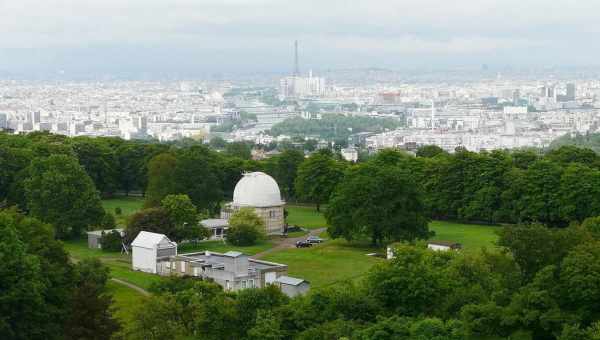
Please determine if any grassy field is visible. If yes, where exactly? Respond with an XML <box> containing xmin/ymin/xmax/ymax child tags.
<box><xmin>102</xmin><ymin>196</ymin><xmax>144</xmax><ymax>224</ymax></box>
<box><xmin>64</xmin><ymin>239</ymin><xmax>163</xmax><ymax>290</ymax></box>
<box><xmin>286</xmin><ymin>205</ymin><xmax>328</xmax><ymax>229</ymax></box>
<box><xmin>429</xmin><ymin>220</ymin><xmax>500</xmax><ymax>251</ymax></box>
<box><xmin>263</xmin><ymin>239</ymin><xmax>383</xmax><ymax>288</ymax></box>
<box><xmin>106</xmin><ymin>281</ymin><xmax>146</xmax><ymax>327</ymax></box>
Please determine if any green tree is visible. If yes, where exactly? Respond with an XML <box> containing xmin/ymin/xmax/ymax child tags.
<box><xmin>365</xmin><ymin>244</ymin><xmax>450</xmax><ymax>316</ymax></box>
<box><xmin>172</xmin><ymin>146</ymin><xmax>223</xmax><ymax>214</ymax></box>
<box><xmin>125</xmin><ymin>294</ymin><xmax>189</xmax><ymax>340</ymax></box>
<box><xmin>99</xmin><ymin>230</ymin><xmax>123</xmax><ymax>252</ymax></box>
<box><xmin>326</xmin><ymin>163</ymin><xmax>430</xmax><ymax>245</ymax></box>
<box><xmin>559</xmin><ymin>164</ymin><xmax>600</xmax><ymax>223</ymax></box>
<box><xmin>116</xmin><ymin>142</ymin><xmax>148</xmax><ymax>195</ymax></box>
<box><xmin>0</xmin><ymin>145</ymin><xmax>31</xmax><ymax>203</ymax></box>
<box><xmin>546</xmin><ymin>145</ymin><xmax>598</xmax><ymax>166</ymax></box>
<box><xmin>416</xmin><ymin>145</ymin><xmax>447</xmax><ymax>158</ymax></box>
<box><xmin>209</xmin><ymin>136</ymin><xmax>228</xmax><ymax>149</ymax></box>
<box><xmin>295</xmin><ymin>150</ymin><xmax>345</xmax><ymax>211</ymax></box>
<box><xmin>520</xmin><ymin>160</ymin><xmax>564</xmax><ymax>225</ymax></box>
<box><xmin>225</xmin><ymin>141</ymin><xmax>252</xmax><ymax>160</ymax></box>
<box><xmin>581</xmin><ymin>216</ymin><xmax>600</xmax><ymax>237</ymax></box>
<box><xmin>559</xmin><ymin>242</ymin><xmax>600</xmax><ymax>322</ymax></box>
<box><xmin>227</xmin><ymin>208</ymin><xmax>265</xmax><ymax>246</ymax></box>
<box><xmin>125</xmin><ymin>207</ymin><xmax>175</xmax><ymax>243</ymax></box>
<box><xmin>247</xmin><ymin>311</ymin><xmax>285</xmax><ymax>340</ymax></box>
<box><xmin>64</xmin><ymin>259</ymin><xmax>120</xmax><ymax>340</ymax></box>
<box><xmin>72</xmin><ymin>137</ymin><xmax>119</xmax><ymax>196</ymax></box>
<box><xmin>265</xmin><ymin>148</ymin><xmax>305</xmax><ymax>200</ymax></box>
<box><xmin>145</xmin><ymin>153</ymin><xmax>178</xmax><ymax>207</ymax></box>
<box><xmin>24</xmin><ymin>154</ymin><xmax>105</xmax><ymax>238</ymax></box>
<box><xmin>0</xmin><ymin>221</ymin><xmax>47</xmax><ymax>340</ymax></box>
<box><xmin>497</xmin><ymin>223</ymin><xmax>589</xmax><ymax>281</ymax></box>
<box><xmin>161</xmin><ymin>194</ymin><xmax>209</xmax><ymax>241</ymax></box>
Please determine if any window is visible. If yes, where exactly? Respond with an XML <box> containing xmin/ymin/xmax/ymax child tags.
<box><xmin>226</xmin><ymin>280</ymin><xmax>231</xmax><ymax>290</ymax></box>
<box><xmin>241</xmin><ymin>280</ymin><xmax>247</xmax><ymax>289</ymax></box>
<box><xmin>269</xmin><ymin>211</ymin><xmax>275</xmax><ymax>218</ymax></box>
<box><xmin>249</xmin><ymin>279</ymin><xmax>254</xmax><ymax>288</ymax></box>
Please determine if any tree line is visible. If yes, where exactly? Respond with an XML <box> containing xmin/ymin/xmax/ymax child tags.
<box><xmin>4</xmin><ymin>131</ymin><xmax>600</xmax><ymax>243</ymax></box>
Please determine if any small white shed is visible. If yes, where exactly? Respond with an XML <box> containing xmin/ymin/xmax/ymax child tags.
<box><xmin>131</xmin><ymin>231</ymin><xmax>177</xmax><ymax>274</ymax></box>
<box><xmin>427</xmin><ymin>241</ymin><xmax>462</xmax><ymax>252</ymax></box>
<box><xmin>275</xmin><ymin>276</ymin><xmax>310</xmax><ymax>297</ymax></box>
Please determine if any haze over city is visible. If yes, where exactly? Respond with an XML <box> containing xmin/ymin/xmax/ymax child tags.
<box><xmin>2</xmin><ymin>0</ymin><xmax>600</xmax><ymax>77</ymax></box>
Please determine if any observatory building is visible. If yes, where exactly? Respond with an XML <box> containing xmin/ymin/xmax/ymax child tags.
<box><xmin>220</xmin><ymin>172</ymin><xmax>285</xmax><ymax>235</ymax></box>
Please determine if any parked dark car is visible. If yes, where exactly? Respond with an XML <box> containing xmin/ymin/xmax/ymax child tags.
<box><xmin>295</xmin><ymin>240</ymin><xmax>312</xmax><ymax>248</ymax></box>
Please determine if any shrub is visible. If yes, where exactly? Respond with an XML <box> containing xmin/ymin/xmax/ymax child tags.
<box><xmin>115</xmin><ymin>207</ymin><xmax>122</xmax><ymax>215</ymax></box>
<box><xmin>100</xmin><ymin>230</ymin><xmax>123</xmax><ymax>252</ymax></box>
<box><xmin>227</xmin><ymin>208</ymin><xmax>265</xmax><ymax>246</ymax></box>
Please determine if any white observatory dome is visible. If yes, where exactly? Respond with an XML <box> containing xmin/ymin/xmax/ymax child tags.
<box><xmin>233</xmin><ymin>172</ymin><xmax>283</xmax><ymax>207</ymax></box>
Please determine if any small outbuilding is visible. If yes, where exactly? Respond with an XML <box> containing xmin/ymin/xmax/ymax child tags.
<box><xmin>200</xmin><ymin>218</ymin><xmax>229</xmax><ymax>240</ymax></box>
<box><xmin>86</xmin><ymin>229</ymin><xmax>124</xmax><ymax>249</ymax></box>
<box><xmin>275</xmin><ymin>276</ymin><xmax>310</xmax><ymax>297</ymax></box>
<box><xmin>132</xmin><ymin>231</ymin><xmax>177</xmax><ymax>274</ymax></box>
<box><xmin>427</xmin><ymin>241</ymin><xmax>462</xmax><ymax>252</ymax></box>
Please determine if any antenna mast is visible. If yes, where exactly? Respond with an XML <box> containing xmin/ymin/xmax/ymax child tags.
<box><xmin>294</xmin><ymin>40</ymin><xmax>300</xmax><ymax>76</ymax></box>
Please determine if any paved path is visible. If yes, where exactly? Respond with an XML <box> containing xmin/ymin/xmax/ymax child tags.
<box><xmin>253</xmin><ymin>227</ymin><xmax>326</xmax><ymax>259</ymax></box>
<box><xmin>111</xmin><ymin>278</ymin><xmax>150</xmax><ymax>296</ymax></box>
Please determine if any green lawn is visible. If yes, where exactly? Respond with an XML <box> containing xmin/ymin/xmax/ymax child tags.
<box><xmin>64</xmin><ymin>239</ymin><xmax>163</xmax><ymax>290</ymax></box>
<box><xmin>429</xmin><ymin>220</ymin><xmax>500</xmax><ymax>251</ymax></box>
<box><xmin>263</xmin><ymin>239</ymin><xmax>383</xmax><ymax>288</ymax></box>
<box><xmin>286</xmin><ymin>205</ymin><xmax>328</xmax><ymax>229</ymax></box>
<box><xmin>178</xmin><ymin>239</ymin><xmax>274</xmax><ymax>256</ymax></box>
<box><xmin>106</xmin><ymin>281</ymin><xmax>146</xmax><ymax>327</ymax></box>
<box><xmin>102</xmin><ymin>197</ymin><xmax>144</xmax><ymax>224</ymax></box>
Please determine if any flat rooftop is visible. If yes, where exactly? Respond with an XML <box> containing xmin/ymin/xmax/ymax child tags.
<box><xmin>178</xmin><ymin>251</ymin><xmax>287</xmax><ymax>270</ymax></box>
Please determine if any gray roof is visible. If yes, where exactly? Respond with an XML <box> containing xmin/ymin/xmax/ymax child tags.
<box><xmin>224</xmin><ymin>251</ymin><xmax>243</xmax><ymax>258</ymax></box>
<box><xmin>200</xmin><ymin>219</ymin><xmax>229</xmax><ymax>228</ymax></box>
<box><xmin>86</xmin><ymin>229</ymin><xmax>124</xmax><ymax>237</ymax></box>
<box><xmin>178</xmin><ymin>251</ymin><xmax>287</xmax><ymax>270</ymax></box>
<box><xmin>428</xmin><ymin>240</ymin><xmax>461</xmax><ymax>247</ymax></box>
<box><xmin>276</xmin><ymin>276</ymin><xmax>307</xmax><ymax>286</ymax></box>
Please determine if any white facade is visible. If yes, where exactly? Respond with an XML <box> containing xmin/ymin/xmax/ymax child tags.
<box><xmin>280</xmin><ymin>73</ymin><xmax>326</xmax><ymax>98</ymax></box>
<box><xmin>131</xmin><ymin>231</ymin><xmax>177</xmax><ymax>274</ymax></box>
<box><xmin>427</xmin><ymin>244</ymin><xmax>452</xmax><ymax>251</ymax></box>
<box><xmin>341</xmin><ymin>147</ymin><xmax>359</xmax><ymax>162</ymax></box>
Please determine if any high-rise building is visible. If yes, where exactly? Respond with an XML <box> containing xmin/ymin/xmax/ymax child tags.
<box><xmin>513</xmin><ymin>89</ymin><xmax>520</xmax><ymax>105</ymax></box>
<box><xmin>0</xmin><ymin>113</ymin><xmax>7</xmax><ymax>129</ymax></box>
<box><xmin>567</xmin><ymin>83</ymin><xmax>576</xmax><ymax>101</ymax></box>
<box><xmin>30</xmin><ymin>111</ymin><xmax>41</xmax><ymax>124</ymax></box>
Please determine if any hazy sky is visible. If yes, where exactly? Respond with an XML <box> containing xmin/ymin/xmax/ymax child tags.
<box><xmin>1</xmin><ymin>0</ymin><xmax>598</xmax><ymax>76</ymax></box>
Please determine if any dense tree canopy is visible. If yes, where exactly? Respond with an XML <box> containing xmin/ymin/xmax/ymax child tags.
<box><xmin>24</xmin><ymin>154</ymin><xmax>105</xmax><ymax>238</ymax></box>
<box><xmin>0</xmin><ymin>209</ymin><xmax>117</xmax><ymax>339</ymax></box>
<box><xmin>295</xmin><ymin>150</ymin><xmax>345</xmax><ymax>211</ymax></box>
<box><xmin>326</xmin><ymin>163</ymin><xmax>431</xmax><ymax>245</ymax></box>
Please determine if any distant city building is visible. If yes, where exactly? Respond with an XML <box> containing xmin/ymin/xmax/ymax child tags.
<box><xmin>0</xmin><ymin>113</ymin><xmax>7</xmax><ymax>129</ymax></box>
<box><xmin>567</xmin><ymin>83</ymin><xmax>576</xmax><ymax>101</ymax></box>
<box><xmin>341</xmin><ymin>147</ymin><xmax>359</xmax><ymax>162</ymax></box>
<box><xmin>280</xmin><ymin>72</ymin><xmax>326</xmax><ymax>98</ymax></box>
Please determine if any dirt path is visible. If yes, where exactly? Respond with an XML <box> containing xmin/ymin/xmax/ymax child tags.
<box><xmin>253</xmin><ymin>227</ymin><xmax>326</xmax><ymax>259</ymax></box>
<box><xmin>111</xmin><ymin>278</ymin><xmax>150</xmax><ymax>296</ymax></box>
